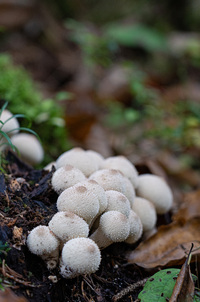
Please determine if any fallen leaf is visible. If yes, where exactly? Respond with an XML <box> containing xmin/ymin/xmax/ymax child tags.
<box><xmin>0</xmin><ymin>288</ymin><xmax>27</xmax><ymax>302</ymax></box>
<box><xmin>169</xmin><ymin>244</ymin><xmax>194</xmax><ymax>302</ymax></box>
<box><xmin>127</xmin><ymin>218</ymin><xmax>200</xmax><ymax>268</ymax></box>
<box><xmin>173</xmin><ymin>190</ymin><xmax>200</xmax><ymax>224</ymax></box>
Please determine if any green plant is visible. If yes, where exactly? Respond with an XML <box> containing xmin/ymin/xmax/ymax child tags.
<box><xmin>0</xmin><ymin>54</ymin><xmax>71</xmax><ymax>163</ymax></box>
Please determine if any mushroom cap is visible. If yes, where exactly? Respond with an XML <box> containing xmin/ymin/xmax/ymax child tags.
<box><xmin>99</xmin><ymin>210</ymin><xmax>130</xmax><ymax>242</ymax></box>
<box><xmin>132</xmin><ymin>197</ymin><xmax>157</xmax><ymax>232</ymax></box>
<box><xmin>27</xmin><ymin>225</ymin><xmax>60</xmax><ymax>256</ymax></box>
<box><xmin>101</xmin><ymin>156</ymin><xmax>139</xmax><ymax>188</ymax></box>
<box><xmin>89</xmin><ymin>169</ymin><xmax>125</xmax><ymax>194</ymax></box>
<box><xmin>48</xmin><ymin>211</ymin><xmax>89</xmax><ymax>242</ymax></box>
<box><xmin>51</xmin><ymin>165</ymin><xmax>86</xmax><ymax>194</ymax></box>
<box><xmin>86</xmin><ymin>150</ymin><xmax>104</xmax><ymax>169</ymax></box>
<box><xmin>55</xmin><ymin>147</ymin><xmax>98</xmax><ymax>177</ymax></box>
<box><xmin>56</xmin><ymin>183</ymin><xmax>100</xmax><ymax>224</ymax></box>
<box><xmin>60</xmin><ymin>237</ymin><xmax>101</xmax><ymax>278</ymax></box>
<box><xmin>105</xmin><ymin>190</ymin><xmax>131</xmax><ymax>218</ymax></box>
<box><xmin>122</xmin><ymin>176</ymin><xmax>136</xmax><ymax>207</ymax></box>
<box><xmin>136</xmin><ymin>174</ymin><xmax>173</xmax><ymax>214</ymax></box>
<box><xmin>11</xmin><ymin>133</ymin><xmax>44</xmax><ymax>165</ymax></box>
<box><xmin>125</xmin><ymin>210</ymin><xmax>143</xmax><ymax>244</ymax></box>
<box><xmin>0</xmin><ymin>109</ymin><xmax>19</xmax><ymax>136</ymax></box>
<box><xmin>80</xmin><ymin>179</ymin><xmax>108</xmax><ymax>215</ymax></box>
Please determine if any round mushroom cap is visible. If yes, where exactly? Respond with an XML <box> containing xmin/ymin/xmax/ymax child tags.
<box><xmin>100</xmin><ymin>211</ymin><xmax>130</xmax><ymax>242</ymax></box>
<box><xmin>55</xmin><ymin>147</ymin><xmax>98</xmax><ymax>177</ymax></box>
<box><xmin>86</xmin><ymin>150</ymin><xmax>104</xmax><ymax>169</ymax></box>
<box><xmin>27</xmin><ymin>225</ymin><xmax>60</xmax><ymax>256</ymax></box>
<box><xmin>51</xmin><ymin>165</ymin><xmax>86</xmax><ymax>194</ymax></box>
<box><xmin>56</xmin><ymin>183</ymin><xmax>100</xmax><ymax>224</ymax></box>
<box><xmin>60</xmin><ymin>237</ymin><xmax>101</xmax><ymax>278</ymax></box>
<box><xmin>11</xmin><ymin>133</ymin><xmax>44</xmax><ymax>165</ymax></box>
<box><xmin>48</xmin><ymin>211</ymin><xmax>89</xmax><ymax>242</ymax></box>
<box><xmin>125</xmin><ymin>210</ymin><xmax>143</xmax><ymax>244</ymax></box>
<box><xmin>0</xmin><ymin>109</ymin><xmax>19</xmax><ymax>136</ymax></box>
<box><xmin>136</xmin><ymin>174</ymin><xmax>173</xmax><ymax>214</ymax></box>
<box><xmin>89</xmin><ymin>169</ymin><xmax>125</xmax><ymax>194</ymax></box>
<box><xmin>132</xmin><ymin>197</ymin><xmax>157</xmax><ymax>232</ymax></box>
<box><xmin>105</xmin><ymin>190</ymin><xmax>131</xmax><ymax>218</ymax></box>
<box><xmin>101</xmin><ymin>156</ymin><xmax>139</xmax><ymax>188</ymax></box>
<box><xmin>122</xmin><ymin>176</ymin><xmax>135</xmax><ymax>207</ymax></box>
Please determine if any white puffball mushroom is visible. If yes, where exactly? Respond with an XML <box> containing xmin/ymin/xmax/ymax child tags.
<box><xmin>105</xmin><ymin>190</ymin><xmax>131</xmax><ymax>218</ymax></box>
<box><xmin>48</xmin><ymin>211</ymin><xmax>89</xmax><ymax>244</ymax></box>
<box><xmin>125</xmin><ymin>210</ymin><xmax>143</xmax><ymax>244</ymax></box>
<box><xmin>136</xmin><ymin>174</ymin><xmax>173</xmax><ymax>214</ymax></box>
<box><xmin>122</xmin><ymin>176</ymin><xmax>136</xmax><ymax>207</ymax></box>
<box><xmin>56</xmin><ymin>183</ymin><xmax>100</xmax><ymax>225</ymax></box>
<box><xmin>51</xmin><ymin>165</ymin><xmax>86</xmax><ymax>194</ymax></box>
<box><xmin>89</xmin><ymin>169</ymin><xmax>125</xmax><ymax>194</ymax></box>
<box><xmin>101</xmin><ymin>155</ymin><xmax>139</xmax><ymax>188</ymax></box>
<box><xmin>89</xmin><ymin>211</ymin><xmax>130</xmax><ymax>249</ymax></box>
<box><xmin>86</xmin><ymin>150</ymin><xmax>104</xmax><ymax>169</ymax></box>
<box><xmin>27</xmin><ymin>225</ymin><xmax>60</xmax><ymax>270</ymax></box>
<box><xmin>0</xmin><ymin>109</ymin><xmax>19</xmax><ymax>136</ymax></box>
<box><xmin>11</xmin><ymin>133</ymin><xmax>44</xmax><ymax>165</ymax></box>
<box><xmin>60</xmin><ymin>237</ymin><xmax>101</xmax><ymax>279</ymax></box>
<box><xmin>132</xmin><ymin>197</ymin><xmax>157</xmax><ymax>232</ymax></box>
<box><xmin>55</xmin><ymin>147</ymin><xmax>98</xmax><ymax>177</ymax></box>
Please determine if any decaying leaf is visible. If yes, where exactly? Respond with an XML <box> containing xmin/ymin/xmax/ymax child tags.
<box><xmin>169</xmin><ymin>244</ymin><xmax>194</xmax><ymax>302</ymax></box>
<box><xmin>0</xmin><ymin>288</ymin><xmax>28</xmax><ymax>302</ymax></box>
<box><xmin>127</xmin><ymin>218</ymin><xmax>200</xmax><ymax>268</ymax></box>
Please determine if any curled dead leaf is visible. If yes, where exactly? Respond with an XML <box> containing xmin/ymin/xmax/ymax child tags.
<box><xmin>127</xmin><ymin>218</ymin><xmax>200</xmax><ymax>269</ymax></box>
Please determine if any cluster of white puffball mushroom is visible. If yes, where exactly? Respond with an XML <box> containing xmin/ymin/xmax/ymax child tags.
<box><xmin>27</xmin><ymin>147</ymin><xmax>173</xmax><ymax>279</ymax></box>
<box><xmin>0</xmin><ymin>109</ymin><xmax>44</xmax><ymax>165</ymax></box>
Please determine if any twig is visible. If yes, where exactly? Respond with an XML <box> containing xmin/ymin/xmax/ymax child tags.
<box><xmin>112</xmin><ymin>277</ymin><xmax>149</xmax><ymax>302</ymax></box>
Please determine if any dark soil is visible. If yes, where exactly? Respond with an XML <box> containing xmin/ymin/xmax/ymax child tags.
<box><xmin>0</xmin><ymin>151</ymin><xmax>150</xmax><ymax>302</ymax></box>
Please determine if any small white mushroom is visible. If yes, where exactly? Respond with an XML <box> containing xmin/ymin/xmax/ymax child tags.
<box><xmin>136</xmin><ymin>174</ymin><xmax>173</xmax><ymax>214</ymax></box>
<box><xmin>27</xmin><ymin>225</ymin><xmax>60</xmax><ymax>270</ymax></box>
<box><xmin>48</xmin><ymin>211</ymin><xmax>89</xmax><ymax>245</ymax></box>
<box><xmin>55</xmin><ymin>147</ymin><xmax>98</xmax><ymax>177</ymax></box>
<box><xmin>56</xmin><ymin>183</ymin><xmax>100</xmax><ymax>225</ymax></box>
<box><xmin>0</xmin><ymin>109</ymin><xmax>19</xmax><ymax>136</ymax></box>
<box><xmin>101</xmin><ymin>155</ymin><xmax>139</xmax><ymax>188</ymax></box>
<box><xmin>105</xmin><ymin>190</ymin><xmax>131</xmax><ymax>218</ymax></box>
<box><xmin>89</xmin><ymin>169</ymin><xmax>125</xmax><ymax>194</ymax></box>
<box><xmin>51</xmin><ymin>165</ymin><xmax>86</xmax><ymax>194</ymax></box>
<box><xmin>125</xmin><ymin>210</ymin><xmax>143</xmax><ymax>244</ymax></box>
<box><xmin>132</xmin><ymin>197</ymin><xmax>157</xmax><ymax>232</ymax></box>
<box><xmin>89</xmin><ymin>211</ymin><xmax>130</xmax><ymax>249</ymax></box>
<box><xmin>86</xmin><ymin>150</ymin><xmax>104</xmax><ymax>169</ymax></box>
<box><xmin>11</xmin><ymin>133</ymin><xmax>44</xmax><ymax>165</ymax></box>
<box><xmin>60</xmin><ymin>237</ymin><xmax>101</xmax><ymax>279</ymax></box>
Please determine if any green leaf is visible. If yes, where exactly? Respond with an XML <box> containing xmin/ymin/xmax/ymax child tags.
<box><xmin>138</xmin><ymin>268</ymin><xmax>180</xmax><ymax>302</ymax></box>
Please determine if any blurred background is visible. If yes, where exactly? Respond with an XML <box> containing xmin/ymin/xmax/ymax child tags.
<box><xmin>1</xmin><ymin>0</ymin><xmax>200</xmax><ymax>190</ymax></box>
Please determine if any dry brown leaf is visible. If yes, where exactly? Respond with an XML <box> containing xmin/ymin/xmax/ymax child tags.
<box><xmin>173</xmin><ymin>190</ymin><xmax>200</xmax><ymax>223</ymax></box>
<box><xmin>0</xmin><ymin>288</ymin><xmax>28</xmax><ymax>302</ymax></box>
<box><xmin>127</xmin><ymin>218</ymin><xmax>200</xmax><ymax>269</ymax></box>
<box><xmin>169</xmin><ymin>244</ymin><xmax>194</xmax><ymax>302</ymax></box>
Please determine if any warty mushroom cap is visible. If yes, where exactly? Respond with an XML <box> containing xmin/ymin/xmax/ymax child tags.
<box><xmin>55</xmin><ymin>147</ymin><xmax>98</xmax><ymax>177</ymax></box>
<box><xmin>51</xmin><ymin>165</ymin><xmax>86</xmax><ymax>194</ymax></box>
<box><xmin>0</xmin><ymin>109</ymin><xmax>19</xmax><ymax>136</ymax></box>
<box><xmin>60</xmin><ymin>237</ymin><xmax>101</xmax><ymax>279</ymax></box>
<box><xmin>86</xmin><ymin>150</ymin><xmax>104</xmax><ymax>169</ymax></box>
<box><xmin>56</xmin><ymin>182</ymin><xmax>100</xmax><ymax>225</ymax></box>
<box><xmin>26</xmin><ymin>225</ymin><xmax>60</xmax><ymax>269</ymax></box>
<box><xmin>89</xmin><ymin>169</ymin><xmax>125</xmax><ymax>194</ymax></box>
<box><xmin>105</xmin><ymin>190</ymin><xmax>131</xmax><ymax>218</ymax></box>
<box><xmin>136</xmin><ymin>174</ymin><xmax>173</xmax><ymax>214</ymax></box>
<box><xmin>132</xmin><ymin>197</ymin><xmax>157</xmax><ymax>232</ymax></box>
<box><xmin>11</xmin><ymin>133</ymin><xmax>44</xmax><ymax>165</ymax></box>
<box><xmin>89</xmin><ymin>210</ymin><xmax>130</xmax><ymax>249</ymax></box>
<box><xmin>125</xmin><ymin>210</ymin><xmax>143</xmax><ymax>244</ymax></box>
<box><xmin>48</xmin><ymin>211</ymin><xmax>89</xmax><ymax>243</ymax></box>
<box><xmin>101</xmin><ymin>155</ymin><xmax>139</xmax><ymax>188</ymax></box>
